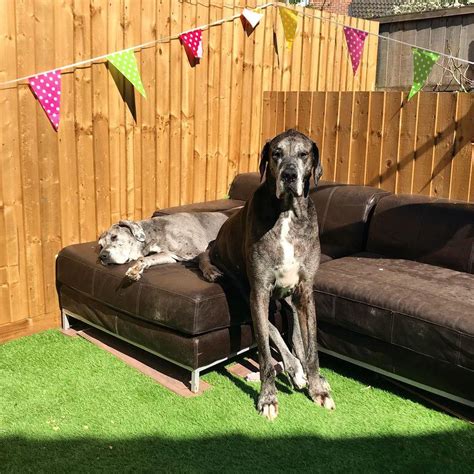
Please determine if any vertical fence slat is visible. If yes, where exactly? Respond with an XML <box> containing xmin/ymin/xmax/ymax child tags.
<box><xmin>430</xmin><ymin>93</ymin><xmax>456</xmax><ymax>198</ymax></box>
<box><xmin>310</xmin><ymin>92</ymin><xmax>325</xmax><ymax>152</ymax></box>
<box><xmin>238</xmin><ymin>0</ymin><xmax>256</xmax><ymax>175</ymax></box>
<box><xmin>297</xmin><ymin>91</ymin><xmax>312</xmax><ymax>137</ymax></box>
<box><xmin>181</xmin><ymin>0</ymin><xmax>196</xmax><ymax>204</ymax></box>
<box><xmin>216</xmin><ymin>2</ymin><xmax>234</xmax><ymax>196</ymax></box>
<box><xmin>450</xmin><ymin>93</ymin><xmax>473</xmax><ymax>201</ymax></box>
<box><xmin>91</xmin><ymin>0</ymin><xmax>110</xmax><ymax>233</ymax></box>
<box><xmin>413</xmin><ymin>93</ymin><xmax>437</xmax><ymax>195</ymax></box>
<box><xmin>380</xmin><ymin>92</ymin><xmax>402</xmax><ymax>193</ymax></box>
<box><xmin>284</xmin><ymin>91</ymin><xmax>298</xmax><ymax>130</ymax></box>
<box><xmin>74</xmin><ymin>0</ymin><xmax>96</xmax><ymax>240</ymax></box>
<box><xmin>249</xmin><ymin>0</ymin><xmax>267</xmax><ymax>173</ymax></box>
<box><xmin>349</xmin><ymin>91</ymin><xmax>370</xmax><ymax>184</ymax></box>
<box><xmin>323</xmin><ymin>91</ymin><xmax>339</xmax><ymax>182</ymax></box>
<box><xmin>335</xmin><ymin>92</ymin><xmax>352</xmax><ymax>183</ymax></box>
<box><xmin>56</xmin><ymin>0</ymin><xmax>80</xmax><ymax>244</ymax></box>
<box><xmin>397</xmin><ymin>93</ymin><xmax>419</xmax><ymax>194</ymax></box>
<box><xmin>155</xmin><ymin>0</ymin><xmax>170</xmax><ymax>210</ymax></box>
<box><xmin>365</xmin><ymin>92</ymin><xmax>385</xmax><ymax>188</ymax></box>
<box><xmin>141</xmin><ymin>0</ymin><xmax>157</xmax><ymax>217</ymax></box>
<box><xmin>15</xmin><ymin>0</ymin><xmax>45</xmax><ymax>319</ymax></box>
<box><xmin>36</xmin><ymin>0</ymin><xmax>62</xmax><ymax>315</ymax></box>
<box><xmin>205</xmin><ymin>1</ymin><xmax>221</xmax><ymax>199</ymax></box>
<box><xmin>226</xmin><ymin>0</ymin><xmax>243</xmax><ymax>188</ymax></box>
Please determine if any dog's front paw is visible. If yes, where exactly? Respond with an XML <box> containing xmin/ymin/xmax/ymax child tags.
<box><xmin>126</xmin><ymin>263</ymin><xmax>144</xmax><ymax>281</ymax></box>
<box><xmin>202</xmin><ymin>264</ymin><xmax>223</xmax><ymax>282</ymax></box>
<box><xmin>257</xmin><ymin>393</ymin><xmax>279</xmax><ymax>421</ymax></box>
<box><xmin>309</xmin><ymin>376</ymin><xmax>335</xmax><ymax>410</ymax></box>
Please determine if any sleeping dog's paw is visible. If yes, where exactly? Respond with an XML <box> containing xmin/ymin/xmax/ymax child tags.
<box><xmin>126</xmin><ymin>259</ymin><xmax>145</xmax><ymax>281</ymax></box>
<box><xmin>201</xmin><ymin>264</ymin><xmax>223</xmax><ymax>282</ymax></box>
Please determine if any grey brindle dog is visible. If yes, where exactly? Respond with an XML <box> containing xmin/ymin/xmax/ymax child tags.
<box><xmin>199</xmin><ymin>129</ymin><xmax>335</xmax><ymax>420</ymax></box>
<box><xmin>98</xmin><ymin>212</ymin><xmax>228</xmax><ymax>280</ymax></box>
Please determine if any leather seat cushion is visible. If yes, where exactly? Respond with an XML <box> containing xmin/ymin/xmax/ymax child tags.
<box><xmin>314</xmin><ymin>253</ymin><xmax>474</xmax><ymax>370</ymax></box>
<box><xmin>57</xmin><ymin>242</ymin><xmax>251</xmax><ymax>336</ymax></box>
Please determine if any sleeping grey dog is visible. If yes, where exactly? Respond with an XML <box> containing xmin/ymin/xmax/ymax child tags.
<box><xmin>98</xmin><ymin>212</ymin><xmax>228</xmax><ymax>281</ymax></box>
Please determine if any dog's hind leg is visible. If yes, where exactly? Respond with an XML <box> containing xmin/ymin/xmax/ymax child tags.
<box><xmin>268</xmin><ymin>323</ymin><xmax>307</xmax><ymax>389</ymax></box>
<box><xmin>283</xmin><ymin>297</ymin><xmax>307</xmax><ymax>373</ymax></box>
<box><xmin>126</xmin><ymin>252</ymin><xmax>176</xmax><ymax>281</ymax></box>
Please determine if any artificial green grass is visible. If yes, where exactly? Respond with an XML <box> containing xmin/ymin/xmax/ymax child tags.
<box><xmin>1</xmin><ymin>330</ymin><xmax>472</xmax><ymax>473</ymax></box>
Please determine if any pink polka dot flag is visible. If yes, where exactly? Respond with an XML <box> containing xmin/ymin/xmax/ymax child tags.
<box><xmin>28</xmin><ymin>70</ymin><xmax>62</xmax><ymax>130</ymax></box>
<box><xmin>279</xmin><ymin>7</ymin><xmax>298</xmax><ymax>49</ymax></box>
<box><xmin>180</xmin><ymin>29</ymin><xmax>203</xmax><ymax>59</ymax></box>
<box><xmin>343</xmin><ymin>27</ymin><xmax>368</xmax><ymax>75</ymax></box>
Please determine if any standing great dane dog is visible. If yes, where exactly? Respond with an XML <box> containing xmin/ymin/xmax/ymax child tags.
<box><xmin>199</xmin><ymin>129</ymin><xmax>335</xmax><ymax>420</ymax></box>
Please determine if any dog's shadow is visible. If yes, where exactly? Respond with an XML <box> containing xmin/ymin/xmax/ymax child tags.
<box><xmin>221</xmin><ymin>367</ymin><xmax>296</xmax><ymax>404</ymax></box>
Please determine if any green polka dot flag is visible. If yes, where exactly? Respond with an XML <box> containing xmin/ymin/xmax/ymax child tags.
<box><xmin>408</xmin><ymin>47</ymin><xmax>440</xmax><ymax>101</ymax></box>
<box><xmin>107</xmin><ymin>50</ymin><xmax>147</xmax><ymax>98</ymax></box>
<box><xmin>279</xmin><ymin>7</ymin><xmax>298</xmax><ymax>50</ymax></box>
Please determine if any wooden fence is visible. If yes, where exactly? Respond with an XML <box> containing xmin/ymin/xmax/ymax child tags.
<box><xmin>262</xmin><ymin>91</ymin><xmax>474</xmax><ymax>200</ymax></box>
<box><xmin>0</xmin><ymin>0</ymin><xmax>378</xmax><ymax>342</ymax></box>
<box><xmin>376</xmin><ymin>7</ymin><xmax>474</xmax><ymax>91</ymax></box>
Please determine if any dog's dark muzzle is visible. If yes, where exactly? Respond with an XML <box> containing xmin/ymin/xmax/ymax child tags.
<box><xmin>280</xmin><ymin>165</ymin><xmax>301</xmax><ymax>196</ymax></box>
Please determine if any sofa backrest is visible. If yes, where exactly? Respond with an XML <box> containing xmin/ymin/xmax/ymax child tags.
<box><xmin>311</xmin><ymin>184</ymin><xmax>389</xmax><ymax>258</ymax></box>
<box><xmin>228</xmin><ymin>172</ymin><xmax>261</xmax><ymax>201</ymax></box>
<box><xmin>366</xmin><ymin>194</ymin><xmax>474</xmax><ymax>274</ymax></box>
<box><xmin>228</xmin><ymin>172</ymin><xmax>388</xmax><ymax>258</ymax></box>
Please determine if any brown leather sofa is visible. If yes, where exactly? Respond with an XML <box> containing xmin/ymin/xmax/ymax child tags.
<box><xmin>56</xmin><ymin>173</ymin><xmax>474</xmax><ymax>406</ymax></box>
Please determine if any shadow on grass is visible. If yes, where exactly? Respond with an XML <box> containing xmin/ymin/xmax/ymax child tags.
<box><xmin>2</xmin><ymin>430</ymin><xmax>473</xmax><ymax>473</ymax></box>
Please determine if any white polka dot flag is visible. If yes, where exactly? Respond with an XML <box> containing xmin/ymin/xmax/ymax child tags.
<box><xmin>180</xmin><ymin>29</ymin><xmax>203</xmax><ymax>59</ymax></box>
<box><xmin>408</xmin><ymin>47</ymin><xmax>440</xmax><ymax>101</ymax></box>
<box><xmin>241</xmin><ymin>8</ymin><xmax>263</xmax><ymax>31</ymax></box>
<box><xmin>107</xmin><ymin>50</ymin><xmax>147</xmax><ymax>98</ymax></box>
<box><xmin>279</xmin><ymin>7</ymin><xmax>299</xmax><ymax>49</ymax></box>
<box><xmin>343</xmin><ymin>27</ymin><xmax>368</xmax><ymax>75</ymax></box>
<box><xmin>28</xmin><ymin>70</ymin><xmax>62</xmax><ymax>130</ymax></box>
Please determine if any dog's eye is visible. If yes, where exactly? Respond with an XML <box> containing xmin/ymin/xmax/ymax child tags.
<box><xmin>272</xmin><ymin>151</ymin><xmax>282</xmax><ymax>159</ymax></box>
<box><xmin>299</xmin><ymin>152</ymin><xmax>308</xmax><ymax>158</ymax></box>
<box><xmin>111</xmin><ymin>235</ymin><xmax>118</xmax><ymax>241</ymax></box>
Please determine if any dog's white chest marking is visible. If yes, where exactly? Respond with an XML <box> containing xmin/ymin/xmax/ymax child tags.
<box><xmin>275</xmin><ymin>211</ymin><xmax>300</xmax><ymax>289</ymax></box>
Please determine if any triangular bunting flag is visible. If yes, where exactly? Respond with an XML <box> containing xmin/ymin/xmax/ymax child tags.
<box><xmin>279</xmin><ymin>7</ymin><xmax>298</xmax><ymax>49</ymax></box>
<box><xmin>343</xmin><ymin>27</ymin><xmax>368</xmax><ymax>75</ymax></box>
<box><xmin>408</xmin><ymin>48</ymin><xmax>440</xmax><ymax>101</ymax></box>
<box><xmin>180</xmin><ymin>29</ymin><xmax>203</xmax><ymax>59</ymax></box>
<box><xmin>29</xmin><ymin>70</ymin><xmax>62</xmax><ymax>130</ymax></box>
<box><xmin>107</xmin><ymin>50</ymin><xmax>147</xmax><ymax>98</ymax></box>
<box><xmin>241</xmin><ymin>8</ymin><xmax>263</xmax><ymax>31</ymax></box>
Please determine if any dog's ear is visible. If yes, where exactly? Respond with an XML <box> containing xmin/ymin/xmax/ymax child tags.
<box><xmin>312</xmin><ymin>141</ymin><xmax>323</xmax><ymax>186</ymax></box>
<box><xmin>118</xmin><ymin>220</ymin><xmax>146</xmax><ymax>242</ymax></box>
<box><xmin>259</xmin><ymin>141</ymin><xmax>270</xmax><ymax>181</ymax></box>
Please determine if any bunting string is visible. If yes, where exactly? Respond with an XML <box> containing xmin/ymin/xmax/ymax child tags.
<box><xmin>0</xmin><ymin>1</ymin><xmax>472</xmax><ymax>89</ymax></box>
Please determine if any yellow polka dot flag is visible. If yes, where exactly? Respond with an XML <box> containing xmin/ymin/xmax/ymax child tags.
<box><xmin>408</xmin><ymin>48</ymin><xmax>439</xmax><ymax>101</ymax></box>
<box><xmin>279</xmin><ymin>7</ymin><xmax>299</xmax><ymax>49</ymax></box>
<box><xmin>107</xmin><ymin>50</ymin><xmax>147</xmax><ymax>98</ymax></box>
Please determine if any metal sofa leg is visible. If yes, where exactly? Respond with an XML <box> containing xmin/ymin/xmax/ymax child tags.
<box><xmin>190</xmin><ymin>370</ymin><xmax>200</xmax><ymax>393</ymax></box>
<box><xmin>61</xmin><ymin>310</ymin><xmax>71</xmax><ymax>330</ymax></box>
